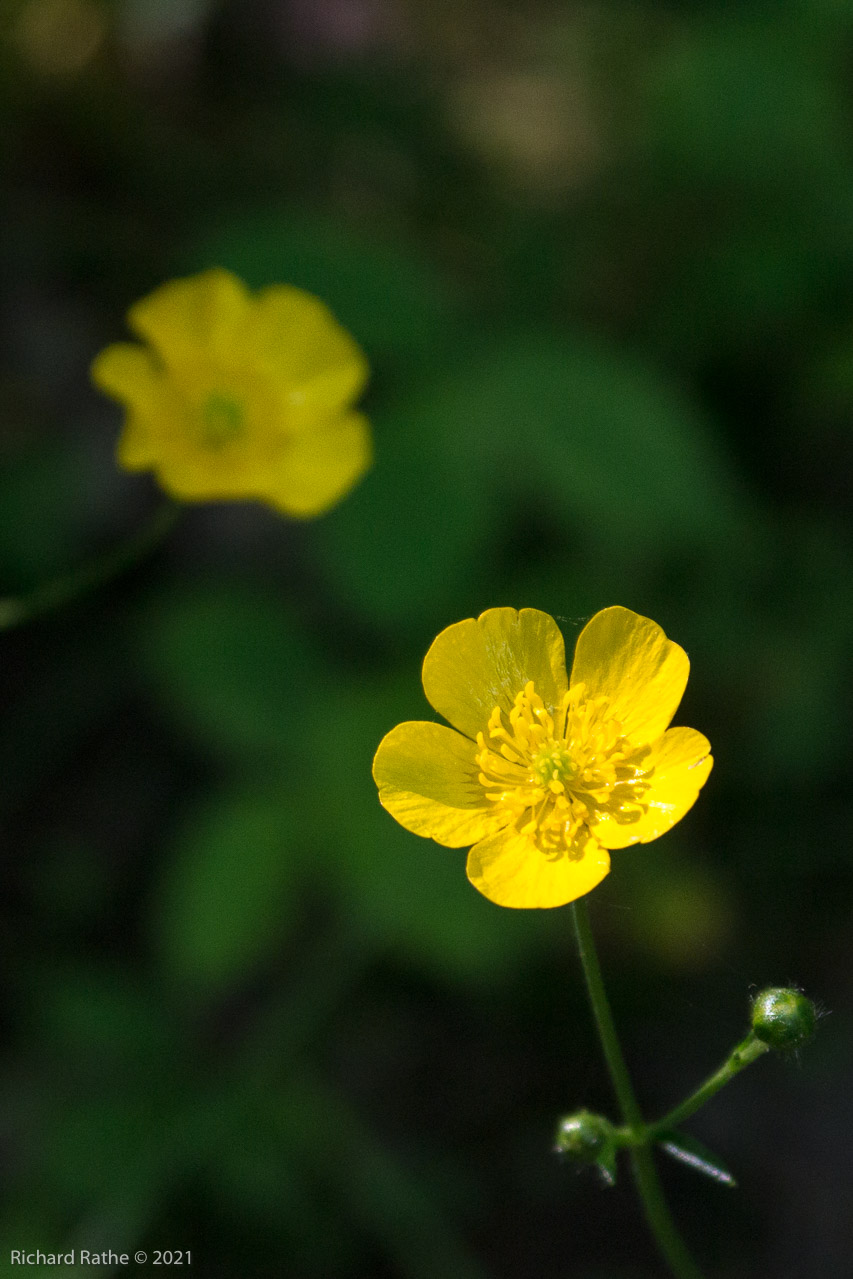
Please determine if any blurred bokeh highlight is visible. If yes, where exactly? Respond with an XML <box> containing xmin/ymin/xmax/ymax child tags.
<box><xmin>1</xmin><ymin>1</ymin><xmax>852</xmax><ymax>1275</ymax></box>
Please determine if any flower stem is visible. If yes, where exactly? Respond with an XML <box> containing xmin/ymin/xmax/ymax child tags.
<box><xmin>570</xmin><ymin>899</ymin><xmax>705</xmax><ymax>1279</ymax></box>
<box><xmin>641</xmin><ymin>1033</ymin><xmax>769</xmax><ymax>1145</ymax></box>
<box><xmin>0</xmin><ymin>501</ymin><xmax>181</xmax><ymax>631</ymax></box>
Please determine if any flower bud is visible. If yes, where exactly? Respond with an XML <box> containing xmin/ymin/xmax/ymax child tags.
<box><xmin>553</xmin><ymin>1109</ymin><xmax>615</xmax><ymax>1163</ymax></box>
<box><xmin>751</xmin><ymin>987</ymin><xmax>817</xmax><ymax>1051</ymax></box>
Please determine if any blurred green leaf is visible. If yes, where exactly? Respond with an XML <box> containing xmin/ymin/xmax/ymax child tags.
<box><xmin>646</xmin><ymin>213</ymin><xmax>853</xmax><ymax>360</ymax></box>
<box><xmin>502</xmin><ymin>334</ymin><xmax>748</xmax><ymax>550</ymax></box>
<box><xmin>637</xmin><ymin>13</ymin><xmax>853</xmax><ymax>357</ymax></box>
<box><xmin>28</xmin><ymin>965</ymin><xmax>175</xmax><ymax>1069</ymax></box>
<box><xmin>312</xmin><ymin>392</ymin><xmax>496</xmax><ymax>629</ymax></box>
<box><xmin>137</xmin><ymin>579</ymin><xmax>324</xmax><ymax>759</ymax></box>
<box><xmin>153</xmin><ymin>788</ymin><xmax>303</xmax><ymax>994</ymax></box>
<box><xmin>397</xmin><ymin>332</ymin><xmax>750</xmax><ymax>552</ymax></box>
<box><xmin>645</xmin><ymin>17</ymin><xmax>850</xmax><ymax>188</ymax></box>
<box><xmin>316</xmin><ymin>328</ymin><xmax>754</xmax><ymax>625</ymax></box>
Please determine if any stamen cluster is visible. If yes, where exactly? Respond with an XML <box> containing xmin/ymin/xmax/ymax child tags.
<box><xmin>475</xmin><ymin>681</ymin><xmax>652</xmax><ymax>860</ymax></box>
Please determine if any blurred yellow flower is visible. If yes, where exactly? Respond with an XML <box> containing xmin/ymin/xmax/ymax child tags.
<box><xmin>373</xmin><ymin>607</ymin><xmax>712</xmax><ymax>909</ymax></box>
<box><xmin>91</xmin><ymin>268</ymin><xmax>371</xmax><ymax>516</ymax></box>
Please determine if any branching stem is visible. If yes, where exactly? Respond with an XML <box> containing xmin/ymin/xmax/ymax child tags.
<box><xmin>571</xmin><ymin>898</ymin><xmax>705</xmax><ymax>1279</ymax></box>
<box><xmin>619</xmin><ymin>1033</ymin><xmax>769</xmax><ymax>1148</ymax></box>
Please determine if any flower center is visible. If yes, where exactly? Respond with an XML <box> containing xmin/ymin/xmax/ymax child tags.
<box><xmin>532</xmin><ymin>743</ymin><xmax>578</xmax><ymax>789</ymax></box>
<box><xmin>201</xmin><ymin>392</ymin><xmax>244</xmax><ymax>448</ymax></box>
<box><xmin>475</xmin><ymin>681</ymin><xmax>652</xmax><ymax>860</ymax></box>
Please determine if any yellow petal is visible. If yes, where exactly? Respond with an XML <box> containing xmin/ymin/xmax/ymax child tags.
<box><xmin>128</xmin><ymin>268</ymin><xmax>251</xmax><ymax>362</ymax></box>
<box><xmin>243</xmin><ymin>286</ymin><xmax>369</xmax><ymax>413</ymax></box>
<box><xmin>593</xmin><ymin>727</ymin><xmax>713</xmax><ymax>849</ymax></box>
<box><xmin>569</xmin><ymin>606</ymin><xmax>689</xmax><ymax>743</ymax></box>
<box><xmin>373</xmin><ymin>721</ymin><xmax>502</xmax><ymax>847</ymax></box>
<box><xmin>116</xmin><ymin>414</ymin><xmax>159</xmax><ymax>470</ymax></box>
<box><xmin>422</xmin><ymin>608</ymin><xmax>569</xmax><ymax>740</ymax></box>
<box><xmin>147</xmin><ymin>456</ymin><xmax>227</xmax><ymax>501</ymax></box>
<box><xmin>92</xmin><ymin>345</ymin><xmax>170</xmax><ymax>473</ymax></box>
<box><xmin>467</xmin><ymin>829</ymin><xmax>611</xmax><ymax>909</ymax></box>
<box><xmin>90</xmin><ymin>342</ymin><xmax>162</xmax><ymax>410</ymax></box>
<box><xmin>145</xmin><ymin>438</ymin><xmax>275</xmax><ymax>501</ymax></box>
<box><xmin>262</xmin><ymin>411</ymin><xmax>371</xmax><ymax>517</ymax></box>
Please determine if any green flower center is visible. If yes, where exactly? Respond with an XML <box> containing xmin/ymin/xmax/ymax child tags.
<box><xmin>532</xmin><ymin>744</ymin><xmax>577</xmax><ymax>787</ymax></box>
<box><xmin>201</xmin><ymin>392</ymin><xmax>244</xmax><ymax>448</ymax></box>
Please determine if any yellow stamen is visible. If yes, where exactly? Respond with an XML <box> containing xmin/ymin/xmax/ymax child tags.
<box><xmin>474</xmin><ymin>682</ymin><xmax>652</xmax><ymax>860</ymax></box>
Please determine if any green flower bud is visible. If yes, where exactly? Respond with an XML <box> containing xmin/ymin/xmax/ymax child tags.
<box><xmin>553</xmin><ymin>1109</ymin><xmax>615</xmax><ymax>1163</ymax></box>
<box><xmin>751</xmin><ymin>987</ymin><xmax>817</xmax><ymax>1051</ymax></box>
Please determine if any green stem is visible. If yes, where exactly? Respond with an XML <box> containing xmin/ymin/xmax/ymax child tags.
<box><xmin>641</xmin><ymin>1033</ymin><xmax>769</xmax><ymax>1145</ymax></box>
<box><xmin>571</xmin><ymin>899</ymin><xmax>705</xmax><ymax>1279</ymax></box>
<box><xmin>0</xmin><ymin>501</ymin><xmax>181</xmax><ymax>630</ymax></box>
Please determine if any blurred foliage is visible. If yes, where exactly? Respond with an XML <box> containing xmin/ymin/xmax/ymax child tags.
<box><xmin>1</xmin><ymin>0</ymin><xmax>853</xmax><ymax>1276</ymax></box>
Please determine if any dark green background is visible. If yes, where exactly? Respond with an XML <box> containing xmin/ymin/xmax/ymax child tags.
<box><xmin>1</xmin><ymin>1</ymin><xmax>851</xmax><ymax>1275</ymax></box>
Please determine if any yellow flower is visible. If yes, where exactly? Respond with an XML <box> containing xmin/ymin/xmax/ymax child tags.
<box><xmin>91</xmin><ymin>268</ymin><xmax>371</xmax><ymax>516</ymax></box>
<box><xmin>373</xmin><ymin>607</ymin><xmax>713</xmax><ymax>909</ymax></box>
